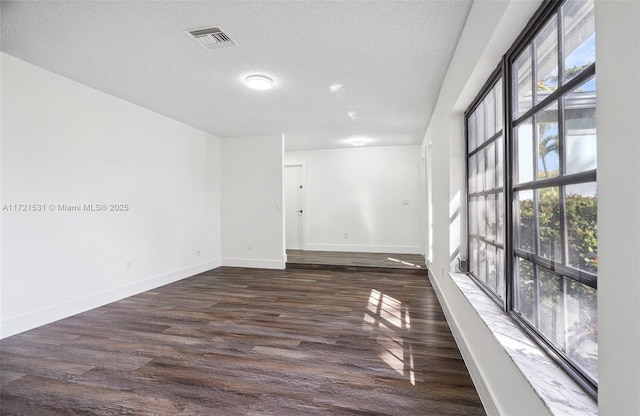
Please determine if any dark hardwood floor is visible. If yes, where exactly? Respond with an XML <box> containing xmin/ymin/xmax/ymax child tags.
<box><xmin>0</xmin><ymin>266</ymin><xmax>484</xmax><ymax>415</ymax></box>
<box><xmin>286</xmin><ymin>250</ymin><xmax>427</xmax><ymax>273</ymax></box>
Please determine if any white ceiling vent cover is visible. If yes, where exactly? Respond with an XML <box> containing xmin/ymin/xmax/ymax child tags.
<box><xmin>185</xmin><ymin>27</ymin><xmax>236</xmax><ymax>50</ymax></box>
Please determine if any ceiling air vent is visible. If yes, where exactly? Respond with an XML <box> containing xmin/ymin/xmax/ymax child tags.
<box><xmin>185</xmin><ymin>27</ymin><xmax>236</xmax><ymax>50</ymax></box>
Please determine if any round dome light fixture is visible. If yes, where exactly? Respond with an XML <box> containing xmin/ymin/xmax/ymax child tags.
<box><xmin>245</xmin><ymin>74</ymin><xmax>273</xmax><ymax>90</ymax></box>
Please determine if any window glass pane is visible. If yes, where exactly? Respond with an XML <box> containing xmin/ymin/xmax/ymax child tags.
<box><xmin>470</xmin><ymin>237</ymin><xmax>477</xmax><ymax>275</ymax></box>
<box><xmin>538</xmin><ymin>267</ymin><xmax>564</xmax><ymax>348</ymax></box>
<box><xmin>486</xmin><ymin>88</ymin><xmax>496</xmax><ymax>138</ymax></box>
<box><xmin>538</xmin><ymin>187</ymin><xmax>562</xmax><ymax>262</ymax></box>
<box><xmin>477</xmin><ymin>103</ymin><xmax>486</xmax><ymax>146</ymax></box>
<box><xmin>563</xmin><ymin>0</ymin><xmax>595</xmax><ymax>83</ymax></box>
<box><xmin>486</xmin><ymin>142</ymin><xmax>496</xmax><ymax>190</ymax></box>
<box><xmin>496</xmin><ymin>248</ymin><xmax>505</xmax><ymax>300</ymax></box>
<box><xmin>469</xmin><ymin>196</ymin><xmax>477</xmax><ymax>236</ymax></box>
<box><xmin>478</xmin><ymin>240</ymin><xmax>487</xmax><ymax>284</ymax></box>
<box><xmin>517</xmin><ymin>118</ymin><xmax>534</xmax><ymax>183</ymax></box>
<box><xmin>514</xmin><ymin>47</ymin><xmax>533</xmax><ymax>118</ymax></box>
<box><xmin>468</xmin><ymin>112</ymin><xmax>477</xmax><ymax>152</ymax></box>
<box><xmin>478</xmin><ymin>195</ymin><xmax>486</xmax><ymax>237</ymax></box>
<box><xmin>472</xmin><ymin>237</ymin><xmax>480</xmax><ymax>277</ymax></box>
<box><xmin>468</xmin><ymin>154</ymin><xmax>477</xmax><ymax>194</ymax></box>
<box><xmin>497</xmin><ymin>192</ymin><xmax>504</xmax><ymax>244</ymax></box>
<box><xmin>565</xmin><ymin>76</ymin><xmax>597</xmax><ymax>174</ymax></box>
<box><xmin>536</xmin><ymin>16</ymin><xmax>559</xmax><ymax>103</ymax></box>
<box><xmin>516</xmin><ymin>257</ymin><xmax>535</xmax><ymax>324</ymax></box>
<box><xmin>487</xmin><ymin>245</ymin><xmax>497</xmax><ymax>292</ymax></box>
<box><xmin>486</xmin><ymin>194</ymin><xmax>496</xmax><ymax>242</ymax></box>
<box><xmin>537</xmin><ymin>102</ymin><xmax>559</xmax><ymax>179</ymax></box>
<box><xmin>496</xmin><ymin>135</ymin><xmax>504</xmax><ymax>187</ymax></box>
<box><xmin>566</xmin><ymin>182</ymin><xmax>597</xmax><ymax>274</ymax></box>
<box><xmin>517</xmin><ymin>190</ymin><xmax>535</xmax><ymax>253</ymax></box>
<box><xmin>566</xmin><ymin>278</ymin><xmax>598</xmax><ymax>382</ymax></box>
<box><xmin>478</xmin><ymin>147</ymin><xmax>486</xmax><ymax>192</ymax></box>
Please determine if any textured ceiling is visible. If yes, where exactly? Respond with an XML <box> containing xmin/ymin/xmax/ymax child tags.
<box><xmin>0</xmin><ymin>1</ymin><xmax>472</xmax><ymax>151</ymax></box>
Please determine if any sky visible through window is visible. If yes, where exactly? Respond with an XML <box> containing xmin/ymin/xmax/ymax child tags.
<box><xmin>536</xmin><ymin>35</ymin><xmax>595</xmax><ymax>181</ymax></box>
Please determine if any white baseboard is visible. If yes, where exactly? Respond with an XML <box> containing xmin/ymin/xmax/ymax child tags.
<box><xmin>303</xmin><ymin>243</ymin><xmax>423</xmax><ymax>254</ymax></box>
<box><xmin>0</xmin><ymin>259</ymin><xmax>221</xmax><ymax>339</ymax></box>
<box><xmin>221</xmin><ymin>257</ymin><xmax>286</xmax><ymax>269</ymax></box>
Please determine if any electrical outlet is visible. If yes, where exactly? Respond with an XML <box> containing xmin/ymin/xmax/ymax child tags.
<box><xmin>126</xmin><ymin>261</ymin><xmax>132</xmax><ymax>271</ymax></box>
<box><xmin>248</xmin><ymin>243</ymin><xmax>252</xmax><ymax>250</ymax></box>
<box><xmin>196</xmin><ymin>249</ymin><xmax>201</xmax><ymax>256</ymax></box>
<box><xmin>344</xmin><ymin>233</ymin><xmax>349</xmax><ymax>239</ymax></box>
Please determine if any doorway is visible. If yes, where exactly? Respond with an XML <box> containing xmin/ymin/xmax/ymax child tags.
<box><xmin>285</xmin><ymin>164</ymin><xmax>304</xmax><ymax>250</ymax></box>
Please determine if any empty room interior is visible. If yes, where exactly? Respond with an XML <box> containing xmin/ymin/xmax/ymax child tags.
<box><xmin>1</xmin><ymin>0</ymin><xmax>639</xmax><ymax>415</ymax></box>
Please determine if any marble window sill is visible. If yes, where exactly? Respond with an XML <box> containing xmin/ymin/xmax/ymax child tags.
<box><xmin>449</xmin><ymin>272</ymin><xmax>598</xmax><ymax>416</ymax></box>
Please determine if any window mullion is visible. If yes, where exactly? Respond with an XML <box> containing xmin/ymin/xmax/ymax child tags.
<box><xmin>513</xmin><ymin>169</ymin><xmax>596</xmax><ymax>191</ymax></box>
<box><xmin>558</xmin><ymin>7</ymin><xmax>565</xmax><ymax>87</ymax></box>
<box><xmin>503</xmin><ymin>57</ymin><xmax>514</xmax><ymax>312</ymax></box>
<box><xmin>560</xmin><ymin>184</ymin><xmax>569</xmax><ymax>268</ymax></box>
<box><xmin>533</xmin><ymin>186</ymin><xmax>541</xmax><ymax>257</ymax></box>
<box><xmin>556</xmin><ymin>6</ymin><xmax>570</xmax><ymax>271</ymax></box>
<box><xmin>534</xmin><ymin>264</ymin><xmax>540</xmax><ymax>328</ymax></box>
<box><xmin>558</xmin><ymin>99</ymin><xmax>566</xmax><ymax>177</ymax></box>
<box><xmin>532</xmin><ymin>111</ymin><xmax>541</xmax><ymax>263</ymax></box>
<box><xmin>562</xmin><ymin>275</ymin><xmax>569</xmax><ymax>352</ymax></box>
<box><xmin>532</xmin><ymin>38</ymin><xmax>538</xmax><ymax>105</ymax></box>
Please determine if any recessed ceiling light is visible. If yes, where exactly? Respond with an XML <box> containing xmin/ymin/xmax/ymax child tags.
<box><xmin>245</xmin><ymin>74</ymin><xmax>273</xmax><ymax>90</ymax></box>
<box><xmin>351</xmin><ymin>139</ymin><xmax>366</xmax><ymax>146</ymax></box>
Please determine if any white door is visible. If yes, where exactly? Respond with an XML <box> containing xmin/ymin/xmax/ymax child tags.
<box><xmin>285</xmin><ymin>165</ymin><xmax>304</xmax><ymax>250</ymax></box>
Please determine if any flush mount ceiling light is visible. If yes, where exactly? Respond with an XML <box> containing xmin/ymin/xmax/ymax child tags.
<box><xmin>245</xmin><ymin>75</ymin><xmax>273</xmax><ymax>90</ymax></box>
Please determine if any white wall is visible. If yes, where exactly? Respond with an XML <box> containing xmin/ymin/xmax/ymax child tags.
<box><xmin>423</xmin><ymin>0</ymin><xmax>640</xmax><ymax>414</ymax></box>
<box><xmin>595</xmin><ymin>1</ymin><xmax>640</xmax><ymax>413</ymax></box>
<box><xmin>221</xmin><ymin>134</ymin><xmax>285</xmax><ymax>269</ymax></box>
<box><xmin>286</xmin><ymin>146</ymin><xmax>423</xmax><ymax>254</ymax></box>
<box><xmin>0</xmin><ymin>53</ymin><xmax>222</xmax><ymax>338</ymax></box>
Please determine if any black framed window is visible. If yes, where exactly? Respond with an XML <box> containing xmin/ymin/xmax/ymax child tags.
<box><xmin>465</xmin><ymin>0</ymin><xmax>597</xmax><ymax>395</ymax></box>
<box><xmin>467</xmin><ymin>78</ymin><xmax>505</xmax><ymax>303</ymax></box>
